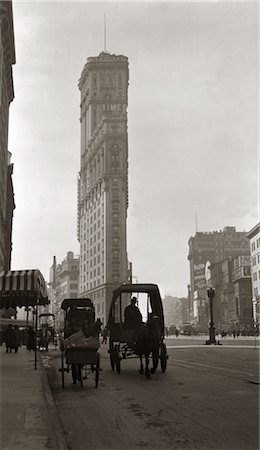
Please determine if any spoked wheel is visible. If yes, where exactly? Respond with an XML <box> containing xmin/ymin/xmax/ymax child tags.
<box><xmin>115</xmin><ymin>345</ymin><xmax>121</xmax><ymax>374</ymax></box>
<box><xmin>160</xmin><ymin>342</ymin><xmax>168</xmax><ymax>373</ymax></box>
<box><xmin>109</xmin><ymin>338</ymin><xmax>115</xmax><ymax>371</ymax></box>
<box><xmin>151</xmin><ymin>346</ymin><xmax>159</xmax><ymax>374</ymax></box>
<box><xmin>61</xmin><ymin>350</ymin><xmax>65</xmax><ymax>389</ymax></box>
<box><xmin>95</xmin><ymin>352</ymin><xmax>100</xmax><ymax>388</ymax></box>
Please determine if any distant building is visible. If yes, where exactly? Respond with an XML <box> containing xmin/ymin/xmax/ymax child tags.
<box><xmin>247</xmin><ymin>223</ymin><xmax>260</xmax><ymax>324</ymax></box>
<box><xmin>0</xmin><ymin>1</ymin><xmax>16</xmax><ymax>272</ymax></box>
<box><xmin>210</xmin><ymin>255</ymin><xmax>252</xmax><ymax>332</ymax></box>
<box><xmin>188</xmin><ymin>226</ymin><xmax>250</xmax><ymax>330</ymax></box>
<box><xmin>48</xmin><ymin>252</ymin><xmax>79</xmax><ymax>330</ymax></box>
<box><xmin>162</xmin><ymin>295</ymin><xmax>189</xmax><ymax>331</ymax></box>
<box><xmin>77</xmin><ymin>52</ymin><xmax>131</xmax><ymax>324</ymax></box>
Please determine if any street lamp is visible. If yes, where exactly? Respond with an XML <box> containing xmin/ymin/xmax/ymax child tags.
<box><xmin>25</xmin><ymin>306</ymin><xmax>31</xmax><ymax>327</ymax></box>
<box><xmin>206</xmin><ymin>287</ymin><xmax>216</xmax><ymax>345</ymax></box>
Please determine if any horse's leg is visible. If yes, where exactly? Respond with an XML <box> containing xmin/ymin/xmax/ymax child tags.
<box><xmin>145</xmin><ymin>353</ymin><xmax>151</xmax><ymax>379</ymax></box>
<box><xmin>139</xmin><ymin>355</ymin><xmax>144</xmax><ymax>374</ymax></box>
<box><xmin>72</xmin><ymin>364</ymin><xmax>77</xmax><ymax>384</ymax></box>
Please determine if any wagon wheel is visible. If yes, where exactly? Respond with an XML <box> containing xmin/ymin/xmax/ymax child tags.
<box><xmin>160</xmin><ymin>342</ymin><xmax>168</xmax><ymax>373</ymax></box>
<box><xmin>151</xmin><ymin>345</ymin><xmax>159</xmax><ymax>374</ymax></box>
<box><xmin>95</xmin><ymin>352</ymin><xmax>100</xmax><ymax>388</ymax></box>
<box><xmin>61</xmin><ymin>350</ymin><xmax>65</xmax><ymax>389</ymax></box>
<box><xmin>115</xmin><ymin>345</ymin><xmax>121</xmax><ymax>374</ymax></box>
<box><xmin>109</xmin><ymin>338</ymin><xmax>115</xmax><ymax>371</ymax></box>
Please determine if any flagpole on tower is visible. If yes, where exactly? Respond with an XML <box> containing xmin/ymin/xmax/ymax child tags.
<box><xmin>195</xmin><ymin>211</ymin><xmax>198</xmax><ymax>233</ymax></box>
<box><xmin>104</xmin><ymin>14</ymin><xmax>107</xmax><ymax>52</ymax></box>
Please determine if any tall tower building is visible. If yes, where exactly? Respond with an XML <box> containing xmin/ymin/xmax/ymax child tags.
<box><xmin>77</xmin><ymin>52</ymin><xmax>130</xmax><ymax>323</ymax></box>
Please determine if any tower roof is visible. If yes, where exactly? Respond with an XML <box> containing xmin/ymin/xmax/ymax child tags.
<box><xmin>78</xmin><ymin>51</ymin><xmax>128</xmax><ymax>90</ymax></box>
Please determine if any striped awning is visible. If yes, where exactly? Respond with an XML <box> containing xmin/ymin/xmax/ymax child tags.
<box><xmin>0</xmin><ymin>270</ymin><xmax>49</xmax><ymax>308</ymax></box>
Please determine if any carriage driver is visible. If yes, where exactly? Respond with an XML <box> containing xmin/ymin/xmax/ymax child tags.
<box><xmin>124</xmin><ymin>296</ymin><xmax>143</xmax><ymax>330</ymax></box>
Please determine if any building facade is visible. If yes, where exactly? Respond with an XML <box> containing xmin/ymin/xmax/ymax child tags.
<box><xmin>209</xmin><ymin>255</ymin><xmax>252</xmax><ymax>333</ymax></box>
<box><xmin>188</xmin><ymin>226</ymin><xmax>250</xmax><ymax>330</ymax></box>
<box><xmin>77</xmin><ymin>52</ymin><xmax>131</xmax><ymax>324</ymax></box>
<box><xmin>48</xmin><ymin>252</ymin><xmax>79</xmax><ymax>331</ymax></box>
<box><xmin>247</xmin><ymin>223</ymin><xmax>260</xmax><ymax>324</ymax></box>
<box><xmin>0</xmin><ymin>1</ymin><xmax>15</xmax><ymax>272</ymax></box>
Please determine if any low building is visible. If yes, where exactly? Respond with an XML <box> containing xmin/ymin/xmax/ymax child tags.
<box><xmin>209</xmin><ymin>255</ymin><xmax>253</xmax><ymax>333</ymax></box>
<box><xmin>247</xmin><ymin>223</ymin><xmax>260</xmax><ymax>324</ymax></box>
<box><xmin>162</xmin><ymin>295</ymin><xmax>189</xmax><ymax>333</ymax></box>
<box><xmin>48</xmin><ymin>252</ymin><xmax>79</xmax><ymax>331</ymax></box>
<box><xmin>188</xmin><ymin>226</ymin><xmax>250</xmax><ymax>329</ymax></box>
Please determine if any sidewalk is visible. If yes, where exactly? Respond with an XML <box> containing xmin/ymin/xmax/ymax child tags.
<box><xmin>0</xmin><ymin>345</ymin><xmax>67</xmax><ymax>450</ymax></box>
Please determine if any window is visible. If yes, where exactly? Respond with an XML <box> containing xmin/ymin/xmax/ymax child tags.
<box><xmin>112</xmin><ymin>189</ymin><xmax>118</xmax><ymax>199</ymax></box>
<box><xmin>112</xmin><ymin>201</ymin><xmax>119</xmax><ymax>211</ymax></box>
<box><xmin>70</xmin><ymin>284</ymin><xmax>78</xmax><ymax>290</ymax></box>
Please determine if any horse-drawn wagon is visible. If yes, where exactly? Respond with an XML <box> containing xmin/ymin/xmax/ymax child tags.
<box><xmin>107</xmin><ymin>284</ymin><xmax>168</xmax><ymax>378</ymax></box>
<box><xmin>60</xmin><ymin>298</ymin><xmax>101</xmax><ymax>388</ymax></box>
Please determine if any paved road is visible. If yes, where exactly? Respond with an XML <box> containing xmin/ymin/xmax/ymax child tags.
<box><xmin>43</xmin><ymin>339</ymin><xmax>259</xmax><ymax>450</ymax></box>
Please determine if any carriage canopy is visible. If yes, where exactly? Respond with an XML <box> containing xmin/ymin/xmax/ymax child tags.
<box><xmin>107</xmin><ymin>283</ymin><xmax>165</xmax><ymax>334</ymax></box>
<box><xmin>61</xmin><ymin>298</ymin><xmax>94</xmax><ymax>310</ymax></box>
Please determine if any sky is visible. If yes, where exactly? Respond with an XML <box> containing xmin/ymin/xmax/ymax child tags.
<box><xmin>9</xmin><ymin>0</ymin><xmax>259</xmax><ymax>298</ymax></box>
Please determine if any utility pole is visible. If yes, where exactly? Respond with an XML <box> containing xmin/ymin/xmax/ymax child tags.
<box><xmin>205</xmin><ymin>287</ymin><xmax>217</xmax><ymax>345</ymax></box>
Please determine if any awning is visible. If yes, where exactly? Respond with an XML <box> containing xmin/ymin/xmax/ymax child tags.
<box><xmin>0</xmin><ymin>270</ymin><xmax>49</xmax><ymax>309</ymax></box>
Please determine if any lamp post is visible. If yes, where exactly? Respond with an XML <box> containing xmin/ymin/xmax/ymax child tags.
<box><xmin>206</xmin><ymin>287</ymin><xmax>216</xmax><ymax>345</ymax></box>
<box><xmin>25</xmin><ymin>306</ymin><xmax>31</xmax><ymax>327</ymax></box>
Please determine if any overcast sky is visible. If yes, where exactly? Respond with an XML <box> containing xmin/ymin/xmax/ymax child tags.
<box><xmin>9</xmin><ymin>0</ymin><xmax>258</xmax><ymax>297</ymax></box>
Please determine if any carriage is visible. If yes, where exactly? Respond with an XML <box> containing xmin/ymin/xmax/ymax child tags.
<box><xmin>60</xmin><ymin>298</ymin><xmax>100</xmax><ymax>388</ymax></box>
<box><xmin>107</xmin><ymin>284</ymin><xmax>168</xmax><ymax>377</ymax></box>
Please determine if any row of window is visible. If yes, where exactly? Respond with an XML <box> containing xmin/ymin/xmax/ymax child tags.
<box><xmin>252</xmin><ymin>271</ymin><xmax>260</xmax><ymax>282</ymax></box>
<box><xmin>252</xmin><ymin>237</ymin><xmax>260</xmax><ymax>252</ymax></box>
<box><xmin>252</xmin><ymin>254</ymin><xmax>260</xmax><ymax>266</ymax></box>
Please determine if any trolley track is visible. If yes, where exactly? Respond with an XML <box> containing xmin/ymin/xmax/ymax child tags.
<box><xmin>171</xmin><ymin>357</ymin><xmax>259</xmax><ymax>383</ymax></box>
<box><xmin>43</xmin><ymin>344</ymin><xmax>259</xmax><ymax>450</ymax></box>
<box><xmin>166</xmin><ymin>347</ymin><xmax>259</xmax><ymax>384</ymax></box>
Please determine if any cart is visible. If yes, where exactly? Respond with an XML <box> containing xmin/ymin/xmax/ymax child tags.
<box><xmin>60</xmin><ymin>298</ymin><xmax>100</xmax><ymax>388</ymax></box>
<box><xmin>107</xmin><ymin>284</ymin><xmax>168</xmax><ymax>377</ymax></box>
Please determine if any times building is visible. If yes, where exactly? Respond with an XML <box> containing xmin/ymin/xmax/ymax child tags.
<box><xmin>77</xmin><ymin>51</ymin><xmax>131</xmax><ymax>323</ymax></box>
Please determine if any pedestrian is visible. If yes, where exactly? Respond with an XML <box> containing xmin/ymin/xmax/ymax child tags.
<box><xmin>233</xmin><ymin>330</ymin><xmax>236</xmax><ymax>339</ymax></box>
<box><xmin>92</xmin><ymin>318</ymin><xmax>102</xmax><ymax>337</ymax></box>
<box><xmin>5</xmin><ymin>325</ymin><xmax>16</xmax><ymax>353</ymax></box>
<box><xmin>175</xmin><ymin>329</ymin><xmax>179</xmax><ymax>338</ymax></box>
<box><xmin>13</xmin><ymin>325</ymin><xmax>21</xmax><ymax>353</ymax></box>
<box><xmin>26</xmin><ymin>326</ymin><xmax>35</xmax><ymax>351</ymax></box>
<box><xmin>102</xmin><ymin>327</ymin><xmax>108</xmax><ymax>344</ymax></box>
<box><xmin>42</xmin><ymin>328</ymin><xmax>52</xmax><ymax>351</ymax></box>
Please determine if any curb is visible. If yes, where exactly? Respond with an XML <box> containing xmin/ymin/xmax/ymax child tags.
<box><xmin>39</xmin><ymin>353</ymin><xmax>69</xmax><ymax>450</ymax></box>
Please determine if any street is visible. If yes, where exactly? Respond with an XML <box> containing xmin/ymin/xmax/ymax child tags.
<box><xmin>42</xmin><ymin>338</ymin><xmax>259</xmax><ymax>450</ymax></box>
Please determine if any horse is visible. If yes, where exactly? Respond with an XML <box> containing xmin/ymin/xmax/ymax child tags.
<box><xmin>133</xmin><ymin>316</ymin><xmax>161</xmax><ymax>379</ymax></box>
